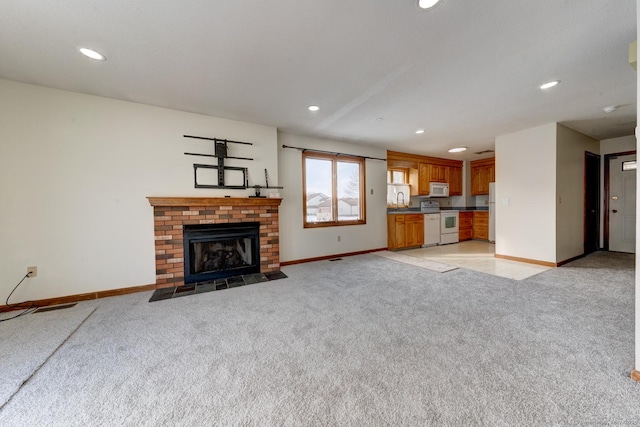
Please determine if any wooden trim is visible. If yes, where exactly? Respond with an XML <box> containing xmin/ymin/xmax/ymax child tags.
<box><xmin>302</xmin><ymin>151</ymin><xmax>366</xmax><ymax>228</ymax></box>
<box><xmin>0</xmin><ymin>283</ymin><xmax>156</xmax><ymax>312</ymax></box>
<box><xmin>603</xmin><ymin>150</ymin><xmax>636</xmax><ymax>251</ymax></box>
<box><xmin>631</xmin><ymin>370</ymin><xmax>640</xmax><ymax>382</ymax></box>
<box><xmin>469</xmin><ymin>157</ymin><xmax>495</xmax><ymax>168</ymax></box>
<box><xmin>387</xmin><ymin>150</ymin><xmax>463</xmax><ymax>168</ymax></box>
<box><xmin>281</xmin><ymin>248</ymin><xmax>387</xmax><ymax>266</ymax></box>
<box><xmin>584</xmin><ymin>151</ymin><xmax>600</xmax><ymax>255</ymax></box>
<box><xmin>494</xmin><ymin>254</ymin><xmax>558</xmax><ymax>267</ymax></box>
<box><xmin>147</xmin><ymin>197</ymin><xmax>282</xmax><ymax>207</ymax></box>
<box><xmin>556</xmin><ymin>253</ymin><xmax>585</xmax><ymax>267</ymax></box>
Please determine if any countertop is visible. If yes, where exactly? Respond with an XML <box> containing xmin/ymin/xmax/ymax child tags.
<box><xmin>387</xmin><ymin>207</ymin><xmax>488</xmax><ymax>214</ymax></box>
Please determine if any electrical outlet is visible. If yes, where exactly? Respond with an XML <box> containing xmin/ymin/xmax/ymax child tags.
<box><xmin>337</xmin><ymin>235</ymin><xmax>341</xmax><ymax>242</ymax></box>
<box><xmin>27</xmin><ymin>266</ymin><xmax>37</xmax><ymax>278</ymax></box>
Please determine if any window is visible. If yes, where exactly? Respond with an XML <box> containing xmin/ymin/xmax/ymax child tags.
<box><xmin>622</xmin><ymin>160</ymin><xmax>637</xmax><ymax>171</ymax></box>
<box><xmin>387</xmin><ymin>169</ymin><xmax>407</xmax><ymax>184</ymax></box>
<box><xmin>303</xmin><ymin>152</ymin><xmax>366</xmax><ymax>227</ymax></box>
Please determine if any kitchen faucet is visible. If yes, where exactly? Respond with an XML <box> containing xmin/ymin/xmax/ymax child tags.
<box><xmin>396</xmin><ymin>191</ymin><xmax>405</xmax><ymax>210</ymax></box>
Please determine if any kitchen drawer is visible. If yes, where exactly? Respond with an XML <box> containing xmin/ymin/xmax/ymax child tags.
<box><xmin>459</xmin><ymin>228</ymin><xmax>473</xmax><ymax>241</ymax></box>
<box><xmin>394</xmin><ymin>215</ymin><xmax>405</xmax><ymax>222</ymax></box>
<box><xmin>473</xmin><ymin>212</ymin><xmax>488</xmax><ymax>226</ymax></box>
<box><xmin>405</xmin><ymin>214</ymin><xmax>423</xmax><ymax>222</ymax></box>
<box><xmin>474</xmin><ymin>226</ymin><xmax>488</xmax><ymax>240</ymax></box>
<box><xmin>473</xmin><ymin>218</ymin><xmax>488</xmax><ymax>227</ymax></box>
<box><xmin>459</xmin><ymin>216</ymin><xmax>473</xmax><ymax>228</ymax></box>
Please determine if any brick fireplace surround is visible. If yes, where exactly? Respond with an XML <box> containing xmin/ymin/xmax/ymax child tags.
<box><xmin>147</xmin><ymin>197</ymin><xmax>282</xmax><ymax>289</ymax></box>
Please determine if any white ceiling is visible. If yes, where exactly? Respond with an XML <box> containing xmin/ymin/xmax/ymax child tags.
<box><xmin>0</xmin><ymin>0</ymin><xmax>636</xmax><ymax>160</ymax></box>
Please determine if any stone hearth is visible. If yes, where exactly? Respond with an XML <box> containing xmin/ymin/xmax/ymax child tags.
<box><xmin>147</xmin><ymin>197</ymin><xmax>282</xmax><ymax>288</ymax></box>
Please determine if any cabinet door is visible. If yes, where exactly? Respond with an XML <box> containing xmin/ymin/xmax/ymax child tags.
<box><xmin>429</xmin><ymin>164</ymin><xmax>447</xmax><ymax>183</ymax></box>
<box><xmin>471</xmin><ymin>166</ymin><xmax>482</xmax><ymax>195</ymax></box>
<box><xmin>418</xmin><ymin>163</ymin><xmax>430</xmax><ymax>195</ymax></box>
<box><xmin>405</xmin><ymin>215</ymin><xmax>424</xmax><ymax>247</ymax></box>
<box><xmin>448</xmin><ymin>167</ymin><xmax>463</xmax><ymax>196</ymax></box>
<box><xmin>473</xmin><ymin>212</ymin><xmax>489</xmax><ymax>240</ymax></box>
<box><xmin>470</xmin><ymin>159</ymin><xmax>495</xmax><ymax>196</ymax></box>
<box><xmin>459</xmin><ymin>228</ymin><xmax>473</xmax><ymax>241</ymax></box>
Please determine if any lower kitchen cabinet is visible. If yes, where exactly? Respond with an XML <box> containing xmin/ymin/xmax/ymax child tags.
<box><xmin>473</xmin><ymin>211</ymin><xmax>489</xmax><ymax>240</ymax></box>
<box><xmin>387</xmin><ymin>214</ymin><xmax>424</xmax><ymax>250</ymax></box>
<box><xmin>459</xmin><ymin>211</ymin><xmax>473</xmax><ymax>241</ymax></box>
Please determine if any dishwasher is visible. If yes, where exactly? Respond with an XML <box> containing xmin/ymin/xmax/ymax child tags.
<box><xmin>420</xmin><ymin>200</ymin><xmax>441</xmax><ymax>247</ymax></box>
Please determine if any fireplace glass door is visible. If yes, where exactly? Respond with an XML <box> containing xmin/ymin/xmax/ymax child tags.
<box><xmin>183</xmin><ymin>223</ymin><xmax>260</xmax><ymax>283</ymax></box>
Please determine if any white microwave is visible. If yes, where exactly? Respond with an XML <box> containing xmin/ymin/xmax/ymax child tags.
<box><xmin>428</xmin><ymin>182</ymin><xmax>449</xmax><ymax>197</ymax></box>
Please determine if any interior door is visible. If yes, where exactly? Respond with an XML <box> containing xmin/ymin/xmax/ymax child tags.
<box><xmin>609</xmin><ymin>154</ymin><xmax>636</xmax><ymax>253</ymax></box>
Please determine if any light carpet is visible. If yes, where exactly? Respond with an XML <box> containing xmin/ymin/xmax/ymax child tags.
<box><xmin>0</xmin><ymin>306</ymin><xmax>95</xmax><ymax>408</ymax></box>
<box><xmin>0</xmin><ymin>252</ymin><xmax>638</xmax><ymax>426</ymax></box>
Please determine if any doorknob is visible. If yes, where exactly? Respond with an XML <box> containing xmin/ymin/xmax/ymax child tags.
<box><xmin>612</xmin><ymin>209</ymin><xmax>618</xmax><ymax>213</ymax></box>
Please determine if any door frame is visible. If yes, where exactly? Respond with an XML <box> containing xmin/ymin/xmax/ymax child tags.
<box><xmin>604</xmin><ymin>150</ymin><xmax>637</xmax><ymax>250</ymax></box>
<box><xmin>584</xmin><ymin>151</ymin><xmax>600</xmax><ymax>254</ymax></box>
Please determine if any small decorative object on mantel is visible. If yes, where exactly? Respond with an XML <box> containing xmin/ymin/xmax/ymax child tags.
<box><xmin>250</xmin><ymin>169</ymin><xmax>284</xmax><ymax>198</ymax></box>
<box><xmin>184</xmin><ymin>134</ymin><xmax>253</xmax><ymax>189</ymax></box>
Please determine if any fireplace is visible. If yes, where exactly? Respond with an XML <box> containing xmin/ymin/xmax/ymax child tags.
<box><xmin>183</xmin><ymin>222</ymin><xmax>260</xmax><ymax>283</ymax></box>
<box><xmin>147</xmin><ymin>197</ymin><xmax>282</xmax><ymax>289</ymax></box>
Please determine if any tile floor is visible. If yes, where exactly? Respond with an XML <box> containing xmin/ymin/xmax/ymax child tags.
<box><xmin>401</xmin><ymin>240</ymin><xmax>550</xmax><ymax>280</ymax></box>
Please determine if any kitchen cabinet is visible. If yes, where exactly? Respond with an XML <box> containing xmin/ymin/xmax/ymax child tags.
<box><xmin>387</xmin><ymin>214</ymin><xmax>424</xmax><ymax>250</ymax></box>
<box><xmin>387</xmin><ymin>151</ymin><xmax>463</xmax><ymax>197</ymax></box>
<box><xmin>447</xmin><ymin>167</ymin><xmax>463</xmax><ymax>196</ymax></box>
<box><xmin>473</xmin><ymin>211</ymin><xmax>489</xmax><ymax>240</ymax></box>
<box><xmin>470</xmin><ymin>158</ymin><xmax>495</xmax><ymax>195</ymax></box>
<box><xmin>418</xmin><ymin>163</ymin><xmax>430</xmax><ymax>195</ymax></box>
<box><xmin>428</xmin><ymin>164</ymin><xmax>447</xmax><ymax>183</ymax></box>
<box><xmin>459</xmin><ymin>211</ymin><xmax>473</xmax><ymax>241</ymax></box>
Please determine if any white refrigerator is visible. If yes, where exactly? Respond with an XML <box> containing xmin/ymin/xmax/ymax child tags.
<box><xmin>489</xmin><ymin>182</ymin><xmax>495</xmax><ymax>243</ymax></box>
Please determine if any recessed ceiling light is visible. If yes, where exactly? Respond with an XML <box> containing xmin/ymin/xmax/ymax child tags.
<box><xmin>418</xmin><ymin>0</ymin><xmax>440</xmax><ymax>9</ymax></box>
<box><xmin>308</xmin><ymin>105</ymin><xmax>319</xmax><ymax>111</ymax></box>
<box><xmin>539</xmin><ymin>80</ymin><xmax>560</xmax><ymax>90</ymax></box>
<box><xmin>79</xmin><ymin>47</ymin><xmax>106</xmax><ymax>61</ymax></box>
<box><xmin>448</xmin><ymin>147</ymin><xmax>467</xmax><ymax>153</ymax></box>
<box><xmin>603</xmin><ymin>105</ymin><xmax>618</xmax><ymax>113</ymax></box>
<box><xmin>415</xmin><ymin>129</ymin><xmax>425</xmax><ymax>134</ymax></box>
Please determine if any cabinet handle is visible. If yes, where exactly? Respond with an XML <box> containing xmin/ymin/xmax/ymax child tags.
<box><xmin>612</xmin><ymin>209</ymin><xmax>618</xmax><ymax>213</ymax></box>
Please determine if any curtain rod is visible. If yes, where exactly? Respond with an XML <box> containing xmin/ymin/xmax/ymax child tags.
<box><xmin>281</xmin><ymin>144</ymin><xmax>386</xmax><ymax>161</ymax></box>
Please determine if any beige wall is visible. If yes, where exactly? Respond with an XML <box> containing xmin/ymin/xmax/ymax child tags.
<box><xmin>494</xmin><ymin>123</ymin><xmax>557</xmax><ymax>263</ymax></box>
<box><xmin>0</xmin><ymin>79</ymin><xmax>278</xmax><ymax>301</ymax></box>
<box><xmin>555</xmin><ymin>124</ymin><xmax>599</xmax><ymax>262</ymax></box>
<box><xmin>277</xmin><ymin>132</ymin><xmax>387</xmax><ymax>262</ymax></box>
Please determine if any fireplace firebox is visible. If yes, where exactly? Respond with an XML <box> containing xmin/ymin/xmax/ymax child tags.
<box><xmin>183</xmin><ymin>222</ymin><xmax>260</xmax><ymax>284</ymax></box>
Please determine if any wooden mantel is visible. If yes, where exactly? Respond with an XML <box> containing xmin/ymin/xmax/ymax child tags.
<box><xmin>147</xmin><ymin>197</ymin><xmax>282</xmax><ymax>207</ymax></box>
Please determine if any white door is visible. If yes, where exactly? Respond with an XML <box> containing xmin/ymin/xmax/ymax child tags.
<box><xmin>609</xmin><ymin>154</ymin><xmax>636</xmax><ymax>253</ymax></box>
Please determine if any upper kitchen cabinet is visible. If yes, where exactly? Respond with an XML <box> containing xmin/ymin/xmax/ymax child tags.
<box><xmin>470</xmin><ymin>158</ymin><xmax>495</xmax><ymax>195</ymax></box>
<box><xmin>387</xmin><ymin>151</ymin><xmax>463</xmax><ymax>196</ymax></box>
<box><xmin>428</xmin><ymin>164</ymin><xmax>447</xmax><ymax>183</ymax></box>
<box><xmin>447</xmin><ymin>167</ymin><xmax>463</xmax><ymax>196</ymax></box>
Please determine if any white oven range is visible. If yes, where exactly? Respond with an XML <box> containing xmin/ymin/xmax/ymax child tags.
<box><xmin>439</xmin><ymin>210</ymin><xmax>459</xmax><ymax>245</ymax></box>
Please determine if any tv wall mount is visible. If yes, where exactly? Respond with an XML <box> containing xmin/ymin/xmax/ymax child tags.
<box><xmin>183</xmin><ymin>134</ymin><xmax>282</xmax><ymax>197</ymax></box>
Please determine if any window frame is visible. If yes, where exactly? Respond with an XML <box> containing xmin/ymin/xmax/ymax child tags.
<box><xmin>302</xmin><ymin>151</ymin><xmax>366</xmax><ymax>228</ymax></box>
<box><xmin>387</xmin><ymin>168</ymin><xmax>408</xmax><ymax>184</ymax></box>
